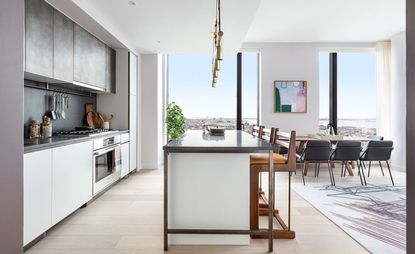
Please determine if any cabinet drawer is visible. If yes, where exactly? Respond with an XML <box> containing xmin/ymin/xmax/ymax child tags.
<box><xmin>121</xmin><ymin>133</ymin><xmax>130</xmax><ymax>143</ymax></box>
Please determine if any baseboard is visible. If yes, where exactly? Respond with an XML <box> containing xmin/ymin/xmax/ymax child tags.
<box><xmin>141</xmin><ymin>163</ymin><xmax>162</xmax><ymax>170</ymax></box>
<box><xmin>390</xmin><ymin>163</ymin><xmax>406</xmax><ymax>172</ymax></box>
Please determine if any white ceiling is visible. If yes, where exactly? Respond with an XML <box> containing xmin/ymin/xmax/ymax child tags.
<box><xmin>71</xmin><ymin>0</ymin><xmax>261</xmax><ymax>53</ymax></box>
<box><xmin>245</xmin><ymin>0</ymin><xmax>405</xmax><ymax>43</ymax></box>
<box><xmin>49</xmin><ymin>0</ymin><xmax>405</xmax><ymax>53</ymax></box>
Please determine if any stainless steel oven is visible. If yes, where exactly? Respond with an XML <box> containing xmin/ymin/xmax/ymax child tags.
<box><xmin>93</xmin><ymin>135</ymin><xmax>121</xmax><ymax>195</ymax></box>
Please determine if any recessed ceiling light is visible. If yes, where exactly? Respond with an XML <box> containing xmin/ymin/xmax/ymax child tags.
<box><xmin>128</xmin><ymin>1</ymin><xmax>136</xmax><ymax>6</ymax></box>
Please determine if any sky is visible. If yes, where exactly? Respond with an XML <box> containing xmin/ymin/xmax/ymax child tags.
<box><xmin>169</xmin><ymin>51</ymin><xmax>376</xmax><ymax>120</ymax></box>
<box><xmin>319</xmin><ymin>52</ymin><xmax>376</xmax><ymax>119</ymax></box>
<box><xmin>168</xmin><ymin>53</ymin><xmax>258</xmax><ymax>118</ymax></box>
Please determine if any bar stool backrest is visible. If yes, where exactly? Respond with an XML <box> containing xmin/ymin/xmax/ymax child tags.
<box><xmin>252</xmin><ymin>125</ymin><xmax>264</xmax><ymax>139</ymax></box>
<box><xmin>302</xmin><ymin>140</ymin><xmax>331</xmax><ymax>161</ymax></box>
<box><xmin>331</xmin><ymin>141</ymin><xmax>361</xmax><ymax>161</ymax></box>
<box><xmin>361</xmin><ymin>140</ymin><xmax>394</xmax><ymax>161</ymax></box>
<box><xmin>274</xmin><ymin>130</ymin><xmax>296</xmax><ymax>171</ymax></box>
<box><xmin>262</xmin><ymin>127</ymin><xmax>275</xmax><ymax>143</ymax></box>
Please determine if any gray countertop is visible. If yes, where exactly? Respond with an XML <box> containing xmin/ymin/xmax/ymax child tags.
<box><xmin>163</xmin><ymin>130</ymin><xmax>275</xmax><ymax>153</ymax></box>
<box><xmin>24</xmin><ymin>130</ymin><xmax>129</xmax><ymax>153</ymax></box>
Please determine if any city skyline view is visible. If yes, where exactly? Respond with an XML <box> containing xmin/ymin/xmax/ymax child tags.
<box><xmin>169</xmin><ymin>52</ymin><xmax>377</xmax><ymax>137</ymax></box>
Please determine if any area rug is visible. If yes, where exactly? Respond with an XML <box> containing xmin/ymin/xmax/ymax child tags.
<box><xmin>292</xmin><ymin>183</ymin><xmax>406</xmax><ymax>253</ymax></box>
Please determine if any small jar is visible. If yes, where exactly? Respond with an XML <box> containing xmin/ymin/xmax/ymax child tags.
<box><xmin>30</xmin><ymin>120</ymin><xmax>41</xmax><ymax>139</ymax></box>
<box><xmin>42</xmin><ymin>116</ymin><xmax>52</xmax><ymax>138</ymax></box>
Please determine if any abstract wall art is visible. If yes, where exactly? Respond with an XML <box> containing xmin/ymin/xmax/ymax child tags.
<box><xmin>274</xmin><ymin>80</ymin><xmax>307</xmax><ymax>113</ymax></box>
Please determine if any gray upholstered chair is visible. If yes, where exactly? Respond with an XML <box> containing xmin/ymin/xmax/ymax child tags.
<box><xmin>300</xmin><ymin>140</ymin><xmax>334</xmax><ymax>185</ymax></box>
<box><xmin>330</xmin><ymin>141</ymin><xmax>362</xmax><ymax>183</ymax></box>
<box><xmin>360</xmin><ymin>140</ymin><xmax>394</xmax><ymax>186</ymax></box>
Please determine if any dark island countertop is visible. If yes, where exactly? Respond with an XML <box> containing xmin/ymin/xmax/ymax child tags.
<box><xmin>24</xmin><ymin>130</ymin><xmax>129</xmax><ymax>153</ymax></box>
<box><xmin>163</xmin><ymin>130</ymin><xmax>275</xmax><ymax>153</ymax></box>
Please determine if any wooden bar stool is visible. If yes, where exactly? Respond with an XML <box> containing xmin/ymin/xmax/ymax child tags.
<box><xmin>250</xmin><ymin>129</ymin><xmax>296</xmax><ymax>239</ymax></box>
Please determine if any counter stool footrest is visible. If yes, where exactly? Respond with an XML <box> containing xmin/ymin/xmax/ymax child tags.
<box><xmin>251</xmin><ymin>229</ymin><xmax>296</xmax><ymax>239</ymax></box>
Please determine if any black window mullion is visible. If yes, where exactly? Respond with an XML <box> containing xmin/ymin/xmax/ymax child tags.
<box><xmin>236</xmin><ymin>52</ymin><xmax>242</xmax><ymax>130</ymax></box>
<box><xmin>329</xmin><ymin>52</ymin><xmax>338</xmax><ymax>134</ymax></box>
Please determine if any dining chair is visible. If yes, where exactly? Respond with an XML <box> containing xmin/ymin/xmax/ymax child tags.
<box><xmin>360</xmin><ymin>140</ymin><xmax>395</xmax><ymax>186</ymax></box>
<box><xmin>363</xmin><ymin>135</ymin><xmax>385</xmax><ymax>177</ymax></box>
<box><xmin>330</xmin><ymin>141</ymin><xmax>362</xmax><ymax>183</ymax></box>
<box><xmin>300</xmin><ymin>140</ymin><xmax>334</xmax><ymax>185</ymax></box>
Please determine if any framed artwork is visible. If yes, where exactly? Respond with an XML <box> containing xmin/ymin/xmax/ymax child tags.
<box><xmin>274</xmin><ymin>80</ymin><xmax>307</xmax><ymax>113</ymax></box>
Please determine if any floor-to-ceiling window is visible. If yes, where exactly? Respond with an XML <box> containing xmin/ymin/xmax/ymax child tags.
<box><xmin>168</xmin><ymin>53</ymin><xmax>258</xmax><ymax>130</ymax></box>
<box><xmin>320</xmin><ymin>51</ymin><xmax>377</xmax><ymax>137</ymax></box>
<box><xmin>242</xmin><ymin>52</ymin><xmax>259</xmax><ymax>131</ymax></box>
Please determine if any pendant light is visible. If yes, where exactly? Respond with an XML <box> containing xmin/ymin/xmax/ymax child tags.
<box><xmin>211</xmin><ymin>0</ymin><xmax>223</xmax><ymax>87</ymax></box>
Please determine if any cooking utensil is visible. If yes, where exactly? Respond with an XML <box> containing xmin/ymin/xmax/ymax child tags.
<box><xmin>96</xmin><ymin>113</ymin><xmax>104</xmax><ymax>128</ymax></box>
<box><xmin>57</xmin><ymin>94</ymin><xmax>62</xmax><ymax>119</ymax></box>
<box><xmin>85</xmin><ymin>103</ymin><xmax>95</xmax><ymax>114</ymax></box>
<box><xmin>86</xmin><ymin>111</ymin><xmax>96</xmax><ymax>128</ymax></box>
<box><xmin>50</xmin><ymin>94</ymin><xmax>57</xmax><ymax>120</ymax></box>
<box><xmin>61</xmin><ymin>94</ymin><xmax>66</xmax><ymax>119</ymax></box>
<box><xmin>101</xmin><ymin>113</ymin><xmax>114</xmax><ymax>122</ymax></box>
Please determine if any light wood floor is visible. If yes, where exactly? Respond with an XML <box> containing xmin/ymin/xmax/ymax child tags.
<box><xmin>24</xmin><ymin>165</ymin><xmax>391</xmax><ymax>254</ymax></box>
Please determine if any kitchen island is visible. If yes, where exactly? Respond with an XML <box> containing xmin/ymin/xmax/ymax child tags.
<box><xmin>163</xmin><ymin>130</ymin><xmax>276</xmax><ymax>252</ymax></box>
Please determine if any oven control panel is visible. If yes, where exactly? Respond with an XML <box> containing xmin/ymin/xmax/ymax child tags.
<box><xmin>93</xmin><ymin>135</ymin><xmax>121</xmax><ymax>151</ymax></box>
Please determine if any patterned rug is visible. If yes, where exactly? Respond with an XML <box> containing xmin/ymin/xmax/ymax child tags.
<box><xmin>292</xmin><ymin>183</ymin><xmax>406</xmax><ymax>253</ymax></box>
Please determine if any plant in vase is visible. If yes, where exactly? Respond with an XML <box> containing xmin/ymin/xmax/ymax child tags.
<box><xmin>166</xmin><ymin>102</ymin><xmax>186</xmax><ymax>140</ymax></box>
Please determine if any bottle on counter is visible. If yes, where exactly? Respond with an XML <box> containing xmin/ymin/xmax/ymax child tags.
<box><xmin>29</xmin><ymin>120</ymin><xmax>41</xmax><ymax>139</ymax></box>
<box><xmin>42</xmin><ymin>116</ymin><xmax>52</xmax><ymax>138</ymax></box>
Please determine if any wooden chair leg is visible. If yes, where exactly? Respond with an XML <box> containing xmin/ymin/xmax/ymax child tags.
<box><xmin>250</xmin><ymin>167</ymin><xmax>259</xmax><ymax>232</ymax></box>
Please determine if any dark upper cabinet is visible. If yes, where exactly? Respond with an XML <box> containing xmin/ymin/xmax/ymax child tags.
<box><xmin>74</xmin><ymin>24</ymin><xmax>106</xmax><ymax>90</ymax></box>
<box><xmin>53</xmin><ymin>10</ymin><xmax>74</xmax><ymax>83</ymax></box>
<box><xmin>24</xmin><ymin>0</ymin><xmax>115</xmax><ymax>92</ymax></box>
<box><xmin>25</xmin><ymin>0</ymin><xmax>54</xmax><ymax>78</ymax></box>
<box><xmin>106</xmin><ymin>46</ymin><xmax>116</xmax><ymax>93</ymax></box>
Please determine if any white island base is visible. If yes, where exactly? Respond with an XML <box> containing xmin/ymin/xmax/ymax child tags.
<box><xmin>168</xmin><ymin>153</ymin><xmax>250</xmax><ymax>245</ymax></box>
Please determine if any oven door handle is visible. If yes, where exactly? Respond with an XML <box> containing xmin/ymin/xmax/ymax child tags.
<box><xmin>93</xmin><ymin>144</ymin><xmax>120</xmax><ymax>156</ymax></box>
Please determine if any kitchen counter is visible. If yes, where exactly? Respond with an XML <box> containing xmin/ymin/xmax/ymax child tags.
<box><xmin>164</xmin><ymin>130</ymin><xmax>275</xmax><ymax>153</ymax></box>
<box><xmin>24</xmin><ymin>130</ymin><xmax>129</xmax><ymax>153</ymax></box>
<box><xmin>163</xmin><ymin>130</ymin><xmax>275</xmax><ymax>250</ymax></box>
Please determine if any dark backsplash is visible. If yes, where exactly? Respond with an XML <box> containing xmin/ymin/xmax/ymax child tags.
<box><xmin>24</xmin><ymin>80</ymin><xmax>96</xmax><ymax>138</ymax></box>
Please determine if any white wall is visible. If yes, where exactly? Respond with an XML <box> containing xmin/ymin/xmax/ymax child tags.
<box><xmin>141</xmin><ymin>54</ymin><xmax>164</xmax><ymax>169</ymax></box>
<box><xmin>137</xmin><ymin>53</ymin><xmax>143</xmax><ymax>171</ymax></box>
<box><xmin>391</xmin><ymin>31</ymin><xmax>406</xmax><ymax>171</ymax></box>
<box><xmin>243</xmin><ymin>43</ymin><xmax>320</xmax><ymax>135</ymax></box>
<box><xmin>243</xmin><ymin>43</ymin><xmax>377</xmax><ymax>135</ymax></box>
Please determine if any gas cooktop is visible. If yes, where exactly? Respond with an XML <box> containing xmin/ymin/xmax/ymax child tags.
<box><xmin>54</xmin><ymin>127</ymin><xmax>118</xmax><ymax>137</ymax></box>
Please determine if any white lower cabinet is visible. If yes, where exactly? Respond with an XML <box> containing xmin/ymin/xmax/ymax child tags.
<box><xmin>24</xmin><ymin>150</ymin><xmax>53</xmax><ymax>245</ymax></box>
<box><xmin>51</xmin><ymin>141</ymin><xmax>93</xmax><ymax>224</ymax></box>
<box><xmin>121</xmin><ymin>142</ymin><xmax>130</xmax><ymax>178</ymax></box>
